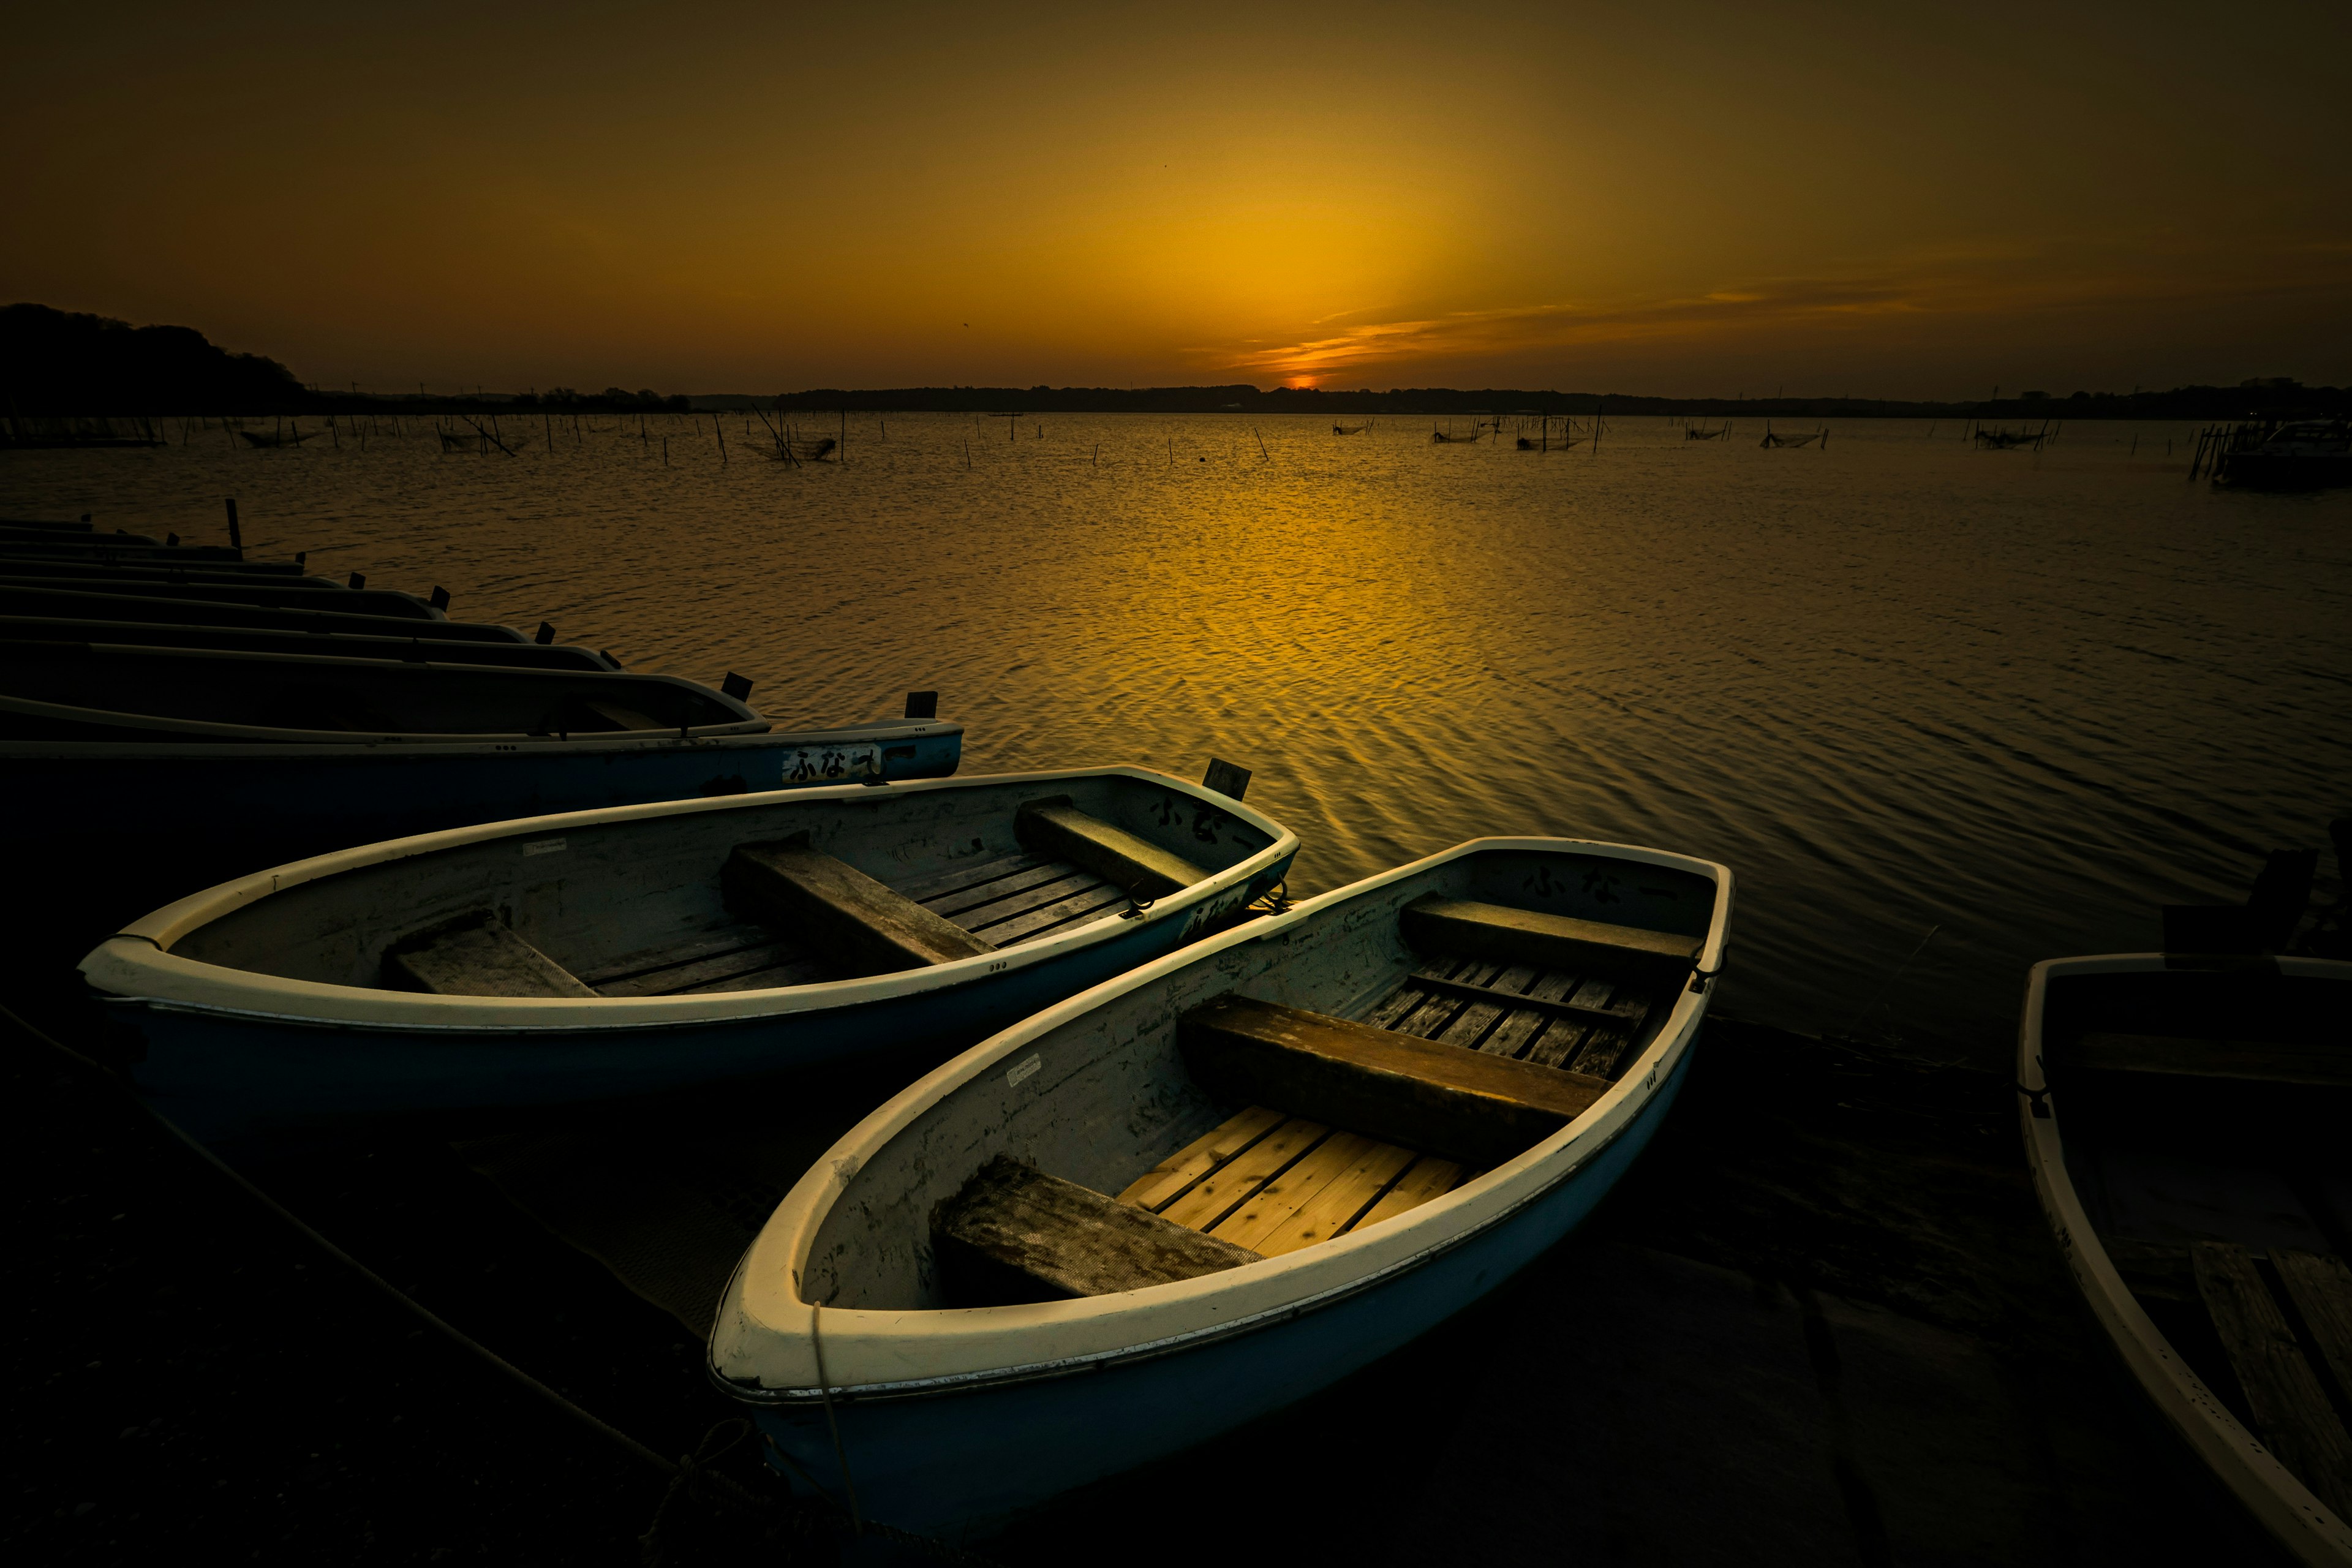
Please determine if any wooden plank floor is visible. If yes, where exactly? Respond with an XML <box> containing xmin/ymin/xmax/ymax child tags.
<box><xmin>1362</xmin><ymin>954</ymin><xmax>1661</xmax><ymax>1081</ymax></box>
<box><xmin>576</xmin><ymin>851</ymin><xmax>1132</xmax><ymax>998</ymax></box>
<box><xmin>1118</xmin><ymin>1106</ymin><xmax>1464</xmax><ymax>1257</ymax></box>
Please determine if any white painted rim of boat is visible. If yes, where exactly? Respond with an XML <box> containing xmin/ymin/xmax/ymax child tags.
<box><xmin>0</xmin><ymin>717</ymin><xmax>961</xmax><ymax>761</ymax></box>
<box><xmin>707</xmin><ymin>835</ymin><xmax>1733</xmax><ymax>1400</ymax></box>
<box><xmin>2019</xmin><ymin>952</ymin><xmax>2352</xmax><ymax>1566</ymax></box>
<box><xmin>75</xmin><ymin>766</ymin><xmax>1298</xmax><ymax>1032</ymax></box>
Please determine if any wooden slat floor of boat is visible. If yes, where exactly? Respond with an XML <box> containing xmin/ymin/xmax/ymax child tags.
<box><xmin>1362</xmin><ymin>954</ymin><xmax>1658</xmax><ymax>1082</ymax></box>
<box><xmin>573</xmin><ymin>850</ymin><xmax>1136</xmax><ymax>998</ymax></box>
<box><xmin>2190</xmin><ymin>1241</ymin><xmax>2352</xmax><ymax>1520</ymax></box>
<box><xmin>1118</xmin><ymin>1106</ymin><xmax>1465</xmax><ymax>1257</ymax></box>
<box><xmin>579</xmin><ymin>921</ymin><xmax>832</xmax><ymax>998</ymax></box>
<box><xmin>889</xmin><ymin>852</ymin><xmax>1131</xmax><ymax>949</ymax></box>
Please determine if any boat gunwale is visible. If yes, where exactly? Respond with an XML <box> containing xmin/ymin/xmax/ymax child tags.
<box><xmin>707</xmin><ymin>835</ymin><xmax>1731</xmax><ymax>1400</ymax></box>
<box><xmin>77</xmin><ymin>765</ymin><xmax>1298</xmax><ymax>1031</ymax></box>
<box><xmin>2019</xmin><ymin>952</ymin><xmax>2352</xmax><ymax>1567</ymax></box>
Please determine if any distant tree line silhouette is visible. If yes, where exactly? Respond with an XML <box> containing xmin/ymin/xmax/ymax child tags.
<box><xmin>6</xmin><ymin>303</ymin><xmax>2340</xmax><ymax>420</ymax></box>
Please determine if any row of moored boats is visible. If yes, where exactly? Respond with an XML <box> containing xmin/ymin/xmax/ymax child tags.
<box><xmin>10</xmin><ymin>510</ymin><xmax>2348</xmax><ymax>1553</ymax></box>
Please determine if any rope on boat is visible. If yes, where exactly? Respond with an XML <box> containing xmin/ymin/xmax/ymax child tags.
<box><xmin>1</xmin><ymin>999</ymin><xmax>1005</xmax><ymax>1567</ymax></box>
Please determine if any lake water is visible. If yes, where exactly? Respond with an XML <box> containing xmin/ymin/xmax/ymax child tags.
<box><xmin>7</xmin><ymin>412</ymin><xmax>2346</xmax><ymax>1066</ymax></box>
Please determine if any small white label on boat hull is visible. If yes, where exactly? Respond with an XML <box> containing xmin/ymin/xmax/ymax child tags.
<box><xmin>1006</xmin><ymin>1055</ymin><xmax>1041</xmax><ymax>1088</ymax></box>
<box><xmin>521</xmin><ymin>838</ymin><xmax>567</xmax><ymax>857</ymax></box>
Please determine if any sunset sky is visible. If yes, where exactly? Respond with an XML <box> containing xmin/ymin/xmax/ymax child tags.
<box><xmin>6</xmin><ymin>1</ymin><xmax>2345</xmax><ymax>397</ymax></box>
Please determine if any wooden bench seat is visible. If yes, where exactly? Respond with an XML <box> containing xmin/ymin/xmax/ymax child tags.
<box><xmin>1178</xmin><ymin>993</ymin><xmax>1607</xmax><ymax>1168</ymax></box>
<box><xmin>1014</xmin><ymin>796</ymin><xmax>1210</xmax><ymax>900</ymax></box>
<box><xmin>725</xmin><ymin>835</ymin><xmax>995</xmax><ymax>978</ymax></box>
<box><xmin>2075</xmin><ymin>1032</ymin><xmax>2352</xmax><ymax>1090</ymax></box>
<box><xmin>1401</xmin><ymin>895</ymin><xmax>1701</xmax><ymax>993</ymax></box>
<box><xmin>383</xmin><ymin>909</ymin><xmax>597</xmax><ymax>998</ymax></box>
<box><xmin>1118</xmin><ymin>1104</ymin><xmax>1464</xmax><ymax>1257</ymax></box>
<box><xmin>933</xmin><ymin>1155</ymin><xmax>1258</xmax><ymax>1304</ymax></box>
<box><xmin>2192</xmin><ymin>1242</ymin><xmax>2352</xmax><ymax>1519</ymax></box>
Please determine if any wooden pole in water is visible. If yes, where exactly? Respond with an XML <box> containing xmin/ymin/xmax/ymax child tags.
<box><xmin>224</xmin><ymin>497</ymin><xmax>241</xmax><ymax>553</ymax></box>
<box><xmin>1254</xmin><ymin>427</ymin><xmax>1268</xmax><ymax>461</ymax></box>
<box><xmin>715</xmin><ymin>412</ymin><xmax>727</xmax><ymax>464</ymax></box>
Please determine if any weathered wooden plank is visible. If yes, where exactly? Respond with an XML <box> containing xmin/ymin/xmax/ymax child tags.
<box><xmin>933</xmin><ymin>1156</ymin><xmax>1259</xmax><ymax>1303</ymax></box>
<box><xmin>1393</xmin><ymin>960</ymin><xmax>1493</xmax><ymax>1039</ymax></box>
<box><xmin>669</xmin><ymin>955</ymin><xmax>834</xmax><ymax>994</ymax></box>
<box><xmin>1433</xmin><ymin>963</ymin><xmax>1539</xmax><ymax>1051</ymax></box>
<box><xmin>923</xmin><ymin>860</ymin><xmax>1079</xmax><ymax>919</ymax></box>
<box><xmin>1118</xmin><ymin>1105</ymin><xmax>1289</xmax><ymax>1213</ymax></box>
<box><xmin>951</xmin><ymin>870</ymin><xmax>1103</xmax><ymax>930</ymax></box>
<box><xmin>725</xmin><ymin>835</ymin><xmax>994</xmax><ymax>977</ymax></box>
<box><xmin>1351</xmin><ymin>1155</ymin><xmax>1466</xmax><ymax>1232</ymax></box>
<box><xmin>2273</xmin><ymin>1250</ymin><xmax>2352</xmax><ymax>1412</ymax></box>
<box><xmin>383</xmin><ymin>910</ymin><xmax>596</xmax><ymax>998</ymax></box>
<box><xmin>1568</xmin><ymin>1027</ymin><xmax>1640</xmax><ymax>1080</ymax></box>
<box><xmin>576</xmin><ymin>922</ymin><xmax>777</xmax><ymax>989</ymax></box>
<box><xmin>2077</xmin><ymin>1033</ymin><xmax>2352</xmax><ymax>1090</ymax></box>
<box><xmin>1180</xmin><ymin>994</ymin><xmax>1607</xmax><ymax>1169</ymax></box>
<box><xmin>1158</xmin><ymin>1116</ymin><xmax>1329</xmax><ymax>1232</ymax></box>
<box><xmin>889</xmin><ymin>852</ymin><xmax>1044</xmax><ymax>903</ymax></box>
<box><xmin>1242</xmin><ymin>1136</ymin><xmax>1422</xmax><ymax>1257</ymax></box>
<box><xmin>2192</xmin><ymin>1240</ymin><xmax>2352</xmax><ymax>1518</ymax></box>
<box><xmin>593</xmin><ymin>941</ymin><xmax>785</xmax><ymax>997</ymax></box>
<box><xmin>1480</xmin><ymin>969</ymin><xmax>1580</xmax><ymax>1059</ymax></box>
<box><xmin>1210</xmin><ymin>1131</ymin><xmax>1384</xmax><ymax>1252</ymax></box>
<box><xmin>1401</xmin><ymin>895</ymin><xmax>1702</xmax><ymax>992</ymax></box>
<box><xmin>973</xmin><ymin>883</ymin><xmax>1129</xmax><ymax>946</ymax></box>
<box><xmin>1365</xmin><ymin>955</ymin><xmax>1470</xmax><ymax>1030</ymax></box>
<box><xmin>1015</xmin><ymin>796</ymin><xmax>1209</xmax><ymax>899</ymax></box>
<box><xmin>1409</xmin><ymin>963</ymin><xmax>1652</xmax><ymax>1028</ymax></box>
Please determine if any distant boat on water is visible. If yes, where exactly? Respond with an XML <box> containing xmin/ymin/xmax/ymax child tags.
<box><xmin>1431</xmin><ymin>429</ymin><xmax>1481</xmax><ymax>444</ymax></box>
<box><xmin>2201</xmin><ymin>418</ymin><xmax>2351</xmax><ymax>489</ymax></box>
<box><xmin>1759</xmin><ymin>424</ymin><xmax>1826</xmax><ymax>449</ymax></box>
<box><xmin>1683</xmin><ymin>423</ymin><xmax>1730</xmax><ymax>441</ymax></box>
<box><xmin>1973</xmin><ymin>424</ymin><xmax>2048</xmax><ymax>451</ymax></box>
<box><xmin>238</xmin><ymin>424</ymin><xmax>310</xmax><ymax>448</ymax></box>
<box><xmin>1332</xmin><ymin>421</ymin><xmax>1370</xmax><ymax>435</ymax></box>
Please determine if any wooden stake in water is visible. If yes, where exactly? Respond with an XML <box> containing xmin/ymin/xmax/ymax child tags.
<box><xmin>715</xmin><ymin>412</ymin><xmax>727</xmax><ymax>464</ymax></box>
<box><xmin>224</xmin><ymin>497</ymin><xmax>241</xmax><ymax>554</ymax></box>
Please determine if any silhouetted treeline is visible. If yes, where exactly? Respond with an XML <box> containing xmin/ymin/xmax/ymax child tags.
<box><xmin>740</xmin><ymin>382</ymin><xmax>2348</xmax><ymax>420</ymax></box>
<box><xmin>2</xmin><ymin>304</ymin><xmax>306</xmax><ymax>414</ymax></box>
<box><xmin>9</xmin><ymin>303</ymin><xmax>2342</xmax><ymax>421</ymax></box>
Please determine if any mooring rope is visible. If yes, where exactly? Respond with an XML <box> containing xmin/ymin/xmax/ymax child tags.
<box><xmin>1</xmin><ymin>998</ymin><xmax>1003</xmax><ymax>1566</ymax></box>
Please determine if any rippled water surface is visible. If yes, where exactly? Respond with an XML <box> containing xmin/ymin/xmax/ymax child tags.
<box><xmin>10</xmin><ymin>413</ymin><xmax>2347</xmax><ymax>1064</ymax></box>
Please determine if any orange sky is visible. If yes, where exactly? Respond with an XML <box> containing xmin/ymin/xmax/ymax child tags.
<box><xmin>6</xmin><ymin>2</ymin><xmax>2346</xmax><ymax>396</ymax></box>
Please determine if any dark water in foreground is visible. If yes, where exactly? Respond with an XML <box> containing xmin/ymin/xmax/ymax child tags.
<box><xmin>8</xmin><ymin>413</ymin><xmax>2346</xmax><ymax>1065</ymax></box>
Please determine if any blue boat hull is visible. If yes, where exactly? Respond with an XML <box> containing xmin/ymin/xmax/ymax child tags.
<box><xmin>748</xmin><ymin>1030</ymin><xmax>1695</xmax><ymax>1540</ymax></box>
<box><xmin>112</xmin><ymin>850</ymin><xmax>1291</xmax><ymax>1145</ymax></box>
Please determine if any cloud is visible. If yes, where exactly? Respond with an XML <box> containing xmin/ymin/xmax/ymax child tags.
<box><xmin>1201</xmin><ymin>235</ymin><xmax>2352</xmax><ymax>382</ymax></box>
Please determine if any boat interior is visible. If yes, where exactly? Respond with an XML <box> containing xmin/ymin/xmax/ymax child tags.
<box><xmin>0</xmin><ymin>643</ymin><xmax>760</xmax><ymax>739</ymax></box>
<box><xmin>2043</xmin><ymin>966</ymin><xmax>2352</xmax><ymax>1519</ymax></box>
<box><xmin>793</xmin><ymin>849</ymin><xmax>1720</xmax><ymax>1314</ymax></box>
<box><xmin>162</xmin><ymin>773</ymin><xmax>1280</xmax><ymax>1002</ymax></box>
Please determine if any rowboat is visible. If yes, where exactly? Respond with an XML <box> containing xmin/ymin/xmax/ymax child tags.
<box><xmin>79</xmin><ymin>766</ymin><xmax>1295</xmax><ymax>1144</ymax></box>
<box><xmin>0</xmin><ymin>584</ymin><xmax>527</xmax><ymax>643</ymax></box>
<box><xmin>0</xmin><ymin>574</ymin><xmax>443</xmax><ymax>617</ymax></box>
<box><xmin>0</xmin><ymin>617</ymin><xmax>620</xmax><ymax>671</ymax></box>
<box><xmin>2019</xmin><ymin>954</ymin><xmax>2352</xmax><ymax>1564</ymax></box>
<box><xmin>0</xmin><ymin>641</ymin><xmax>763</xmax><ymax>742</ymax></box>
<box><xmin>708</xmin><ymin>834</ymin><xmax>1731</xmax><ymax>1538</ymax></box>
